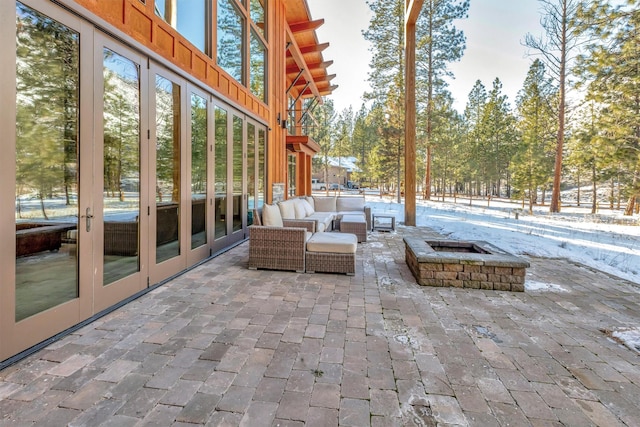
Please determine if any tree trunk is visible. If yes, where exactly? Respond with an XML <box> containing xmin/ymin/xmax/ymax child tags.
<box><xmin>550</xmin><ymin>0</ymin><xmax>569</xmax><ymax>213</ymax></box>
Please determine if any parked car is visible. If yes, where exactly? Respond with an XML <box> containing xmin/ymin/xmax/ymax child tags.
<box><xmin>311</xmin><ymin>178</ymin><xmax>326</xmax><ymax>190</ymax></box>
<box><xmin>329</xmin><ymin>183</ymin><xmax>346</xmax><ymax>190</ymax></box>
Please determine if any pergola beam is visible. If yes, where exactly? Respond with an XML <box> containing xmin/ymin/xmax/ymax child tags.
<box><xmin>404</xmin><ymin>0</ymin><xmax>423</xmax><ymax>227</ymax></box>
<box><xmin>289</xmin><ymin>19</ymin><xmax>324</xmax><ymax>34</ymax></box>
<box><xmin>286</xmin><ymin>26</ymin><xmax>322</xmax><ymax>99</ymax></box>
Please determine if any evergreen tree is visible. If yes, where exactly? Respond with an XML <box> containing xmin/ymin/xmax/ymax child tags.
<box><xmin>310</xmin><ymin>98</ymin><xmax>337</xmax><ymax>191</ymax></box>
<box><xmin>511</xmin><ymin>60</ymin><xmax>557</xmax><ymax>212</ymax></box>
<box><xmin>415</xmin><ymin>0</ymin><xmax>469</xmax><ymax>200</ymax></box>
<box><xmin>525</xmin><ymin>0</ymin><xmax>585</xmax><ymax>212</ymax></box>
<box><xmin>575</xmin><ymin>0</ymin><xmax>640</xmax><ymax>215</ymax></box>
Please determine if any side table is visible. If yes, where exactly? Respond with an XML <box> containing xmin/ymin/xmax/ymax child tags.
<box><xmin>372</xmin><ymin>214</ymin><xmax>395</xmax><ymax>232</ymax></box>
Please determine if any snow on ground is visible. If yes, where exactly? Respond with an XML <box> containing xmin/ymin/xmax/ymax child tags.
<box><xmin>364</xmin><ymin>194</ymin><xmax>640</xmax><ymax>285</ymax></box>
<box><xmin>611</xmin><ymin>328</ymin><xmax>640</xmax><ymax>354</ymax></box>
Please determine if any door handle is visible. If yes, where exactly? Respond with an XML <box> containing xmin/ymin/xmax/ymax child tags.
<box><xmin>81</xmin><ymin>207</ymin><xmax>94</xmax><ymax>232</ymax></box>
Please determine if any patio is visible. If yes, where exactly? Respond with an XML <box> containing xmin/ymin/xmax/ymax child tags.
<box><xmin>1</xmin><ymin>225</ymin><xmax>639</xmax><ymax>426</ymax></box>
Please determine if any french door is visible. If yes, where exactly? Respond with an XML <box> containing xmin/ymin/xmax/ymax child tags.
<box><xmin>2</xmin><ymin>1</ymin><xmax>95</xmax><ymax>358</ymax></box>
<box><xmin>1</xmin><ymin>0</ymin><xmax>265</xmax><ymax>362</ymax></box>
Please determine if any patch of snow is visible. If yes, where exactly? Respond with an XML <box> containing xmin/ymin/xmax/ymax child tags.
<box><xmin>525</xmin><ymin>280</ymin><xmax>570</xmax><ymax>293</ymax></box>
<box><xmin>611</xmin><ymin>328</ymin><xmax>640</xmax><ymax>354</ymax></box>
<box><xmin>366</xmin><ymin>196</ymin><xmax>640</xmax><ymax>286</ymax></box>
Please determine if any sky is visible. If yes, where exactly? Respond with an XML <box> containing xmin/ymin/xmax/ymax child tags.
<box><xmin>307</xmin><ymin>0</ymin><xmax>542</xmax><ymax>113</ymax></box>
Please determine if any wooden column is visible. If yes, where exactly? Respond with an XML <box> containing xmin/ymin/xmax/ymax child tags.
<box><xmin>404</xmin><ymin>0</ymin><xmax>423</xmax><ymax>226</ymax></box>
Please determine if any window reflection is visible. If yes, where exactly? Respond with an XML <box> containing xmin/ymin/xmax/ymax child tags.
<box><xmin>15</xmin><ymin>2</ymin><xmax>80</xmax><ymax>321</ymax></box>
<box><xmin>103</xmin><ymin>48</ymin><xmax>141</xmax><ymax>285</ymax></box>
<box><xmin>232</xmin><ymin>116</ymin><xmax>243</xmax><ymax>232</ymax></box>
<box><xmin>215</xmin><ymin>107</ymin><xmax>228</xmax><ymax>239</ymax></box>
<box><xmin>258</xmin><ymin>128</ymin><xmax>265</xmax><ymax>208</ymax></box>
<box><xmin>288</xmin><ymin>154</ymin><xmax>296</xmax><ymax>197</ymax></box>
<box><xmin>250</xmin><ymin>29</ymin><xmax>266</xmax><ymax>103</ymax></box>
<box><xmin>191</xmin><ymin>93</ymin><xmax>207</xmax><ymax>249</ymax></box>
<box><xmin>217</xmin><ymin>0</ymin><xmax>244</xmax><ymax>83</ymax></box>
<box><xmin>155</xmin><ymin>74</ymin><xmax>181</xmax><ymax>263</ymax></box>
<box><xmin>155</xmin><ymin>0</ymin><xmax>208</xmax><ymax>54</ymax></box>
<box><xmin>250</xmin><ymin>0</ymin><xmax>266</xmax><ymax>38</ymax></box>
<box><xmin>247</xmin><ymin>123</ymin><xmax>255</xmax><ymax>225</ymax></box>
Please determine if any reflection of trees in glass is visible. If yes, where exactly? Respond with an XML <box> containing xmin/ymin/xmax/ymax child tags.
<box><xmin>250</xmin><ymin>30</ymin><xmax>266</xmax><ymax>102</ymax></box>
<box><xmin>217</xmin><ymin>0</ymin><xmax>244</xmax><ymax>83</ymax></box>
<box><xmin>250</xmin><ymin>0</ymin><xmax>266</xmax><ymax>37</ymax></box>
<box><xmin>16</xmin><ymin>3</ymin><xmax>79</xmax><ymax>219</ymax></box>
<box><xmin>155</xmin><ymin>0</ymin><xmax>207</xmax><ymax>54</ymax></box>
<box><xmin>247</xmin><ymin>123</ymin><xmax>256</xmax><ymax>211</ymax></box>
<box><xmin>257</xmin><ymin>128</ymin><xmax>265</xmax><ymax>207</ymax></box>
<box><xmin>233</xmin><ymin>116</ymin><xmax>243</xmax><ymax>194</ymax></box>
<box><xmin>103</xmin><ymin>49</ymin><xmax>140</xmax><ymax>201</ymax></box>
<box><xmin>214</xmin><ymin>106</ymin><xmax>228</xmax><ymax>239</ymax></box>
<box><xmin>215</xmin><ymin>107</ymin><xmax>228</xmax><ymax>194</ymax></box>
<box><xmin>155</xmin><ymin>75</ymin><xmax>181</xmax><ymax>203</ymax></box>
<box><xmin>191</xmin><ymin>94</ymin><xmax>207</xmax><ymax>193</ymax></box>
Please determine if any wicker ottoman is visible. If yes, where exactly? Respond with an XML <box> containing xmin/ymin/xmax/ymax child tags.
<box><xmin>340</xmin><ymin>214</ymin><xmax>367</xmax><ymax>242</ymax></box>
<box><xmin>306</xmin><ymin>232</ymin><xmax>358</xmax><ymax>275</ymax></box>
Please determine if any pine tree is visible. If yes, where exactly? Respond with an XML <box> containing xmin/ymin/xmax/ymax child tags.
<box><xmin>511</xmin><ymin>60</ymin><xmax>557</xmax><ymax>212</ymax></box>
<box><xmin>575</xmin><ymin>0</ymin><xmax>640</xmax><ymax>215</ymax></box>
<box><xmin>525</xmin><ymin>0</ymin><xmax>584</xmax><ymax>212</ymax></box>
<box><xmin>415</xmin><ymin>0</ymin><xmax>469</xmax><ymax>200</ymax></box>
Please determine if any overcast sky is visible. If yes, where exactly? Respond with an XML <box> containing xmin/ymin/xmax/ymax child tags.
<box><xmin>307</xmin><ymin>0</ymin><xmax>542</xmax><ymax>113</ymax></box>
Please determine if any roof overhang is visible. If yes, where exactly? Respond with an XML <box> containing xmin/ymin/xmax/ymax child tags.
<box><xmin>286</xmin><ymin>135</ymin><xmax>321</xmax><ymax>156</ymax></box>
<box><xmin>284</xmin><ymin>0</ymin><xmax>338</xmax><ymax>100</ymax></box>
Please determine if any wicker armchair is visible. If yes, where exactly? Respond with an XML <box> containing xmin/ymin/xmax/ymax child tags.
<box><xmin>248</xmin><ymin>207</ymin><xmax>315</xmax><ymax>273</ymax></box>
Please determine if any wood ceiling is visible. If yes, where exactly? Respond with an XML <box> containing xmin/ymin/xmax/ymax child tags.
<box><xmin>283</xmin><ymin>0</ymin><xmax>337</xmax><ymax>99</ymax></box>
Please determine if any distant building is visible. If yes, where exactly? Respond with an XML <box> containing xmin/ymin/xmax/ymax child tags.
<box><xmin>312</xmin><ymin>156</ymin><xmax>361</xmax><ymax>185</ymax></box>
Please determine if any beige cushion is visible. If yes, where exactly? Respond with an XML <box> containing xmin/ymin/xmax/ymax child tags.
<box><xmin>336</xmin><ymin>197</ymin><xmax>365</xmax><ymax>212</ymax></box>
<box><xmin>305</xmin><ymin>196</ymin><xmax>315</xmax><ymax>210</ymax></box>
<box><xmin>278</xmin><ymin>199</ymin><xmax>296</xmax><ymax>219</ymax></box>
<box><xmin>301</xmin><ymin>199</ymin><xmax>314</xmax><ymax>216</ymax></box>
<box><xmin>262</xmin><ymin>204</ymin><xmax>283</xmax><ymax>227</ymax></box>
<box><xmin>341</xmin><ymin>214</ymin><xmax>365</xmax><ymax>224</ymax></box>
<box><xmin>307</xmin><ymin>212</ymin><xmax>334</xmax><ymax>232</ymax></box>
<box><xmin>313</xmin><ymin>196</ymin><xmax>337</xmax><ymax>212</ymax></box>
<box><xmin>307</xmin><ymin>232</ymin><xmax>357</xmax><ymax>253</ymax></box>
<box><xmin>293</xmin><ymin>199</ymin><xmax>307</xmax><ymax>219</ymax></box>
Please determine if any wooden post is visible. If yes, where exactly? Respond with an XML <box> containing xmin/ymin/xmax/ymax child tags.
<box><xmin>404</xmin><ymin>0</ymin><xmax>423</xmax><ymax>226</ymax></box>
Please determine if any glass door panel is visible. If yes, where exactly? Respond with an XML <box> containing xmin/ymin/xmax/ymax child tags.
<box><xmin>247</xmin><ymin>122</ymin><xmax>255</xmax><ymax>226</ymax></box>
<box><xmin>15</xmin><ymin>2</ymin><xmax>80</xmax><ymax>321</ymax></box>
<box><xmin>102</xmin><ymin>47</ymin><xmax>141</xmax><ymax>285</ymax></box>
<box><xmin>214</xmin><ymin>106</ymin><xmax>228</xmax><ymax>240</ymax></box>
<box><xmin>258</xmin><ymin>127</ymin><xmax>266</xmax><ymax>208</ymax></box>
<box><xmin>155</xmin><ymin>74</ymin><xmax>181</xmax><ymax>264</ymax></box>
<box><xmin>190</xmin><ymin>91</ymin><xmax>208</xmax><ymax>250</ymax></box>
<box><xmin>232</xmin><ymin>115</ymin><xmax>244</xmax><ymax>233</ymax></box>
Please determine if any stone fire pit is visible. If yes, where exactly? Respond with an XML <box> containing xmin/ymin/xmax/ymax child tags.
<box><xmin>404</xmin><ymin>237</ymin><xmax>529</xmax><ymax>292</ymax></box>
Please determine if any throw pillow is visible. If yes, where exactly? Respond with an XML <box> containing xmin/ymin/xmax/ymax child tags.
<box><xmin>262</xmin><ymin>203</ymin><xmax>284</xmax><ymax>227</ymax></box>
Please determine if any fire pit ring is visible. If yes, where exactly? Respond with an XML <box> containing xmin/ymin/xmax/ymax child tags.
<box><xmin>404</xmin><ymin>237</ymin><xmax>529</xmax><ymax>292</ymax></box>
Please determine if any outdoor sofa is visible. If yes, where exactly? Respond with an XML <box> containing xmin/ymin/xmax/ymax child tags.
<box><xmin>277</xmin><ymin>195</ymin><xmax>371</xmax><ymax>233</ymax></box>
<box><xmin>248</xmin><ymin>201</ymin><xmax>359</xmax><ymax>275</ymax></box>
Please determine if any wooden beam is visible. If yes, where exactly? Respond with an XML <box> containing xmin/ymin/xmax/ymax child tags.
<box><xmin>299</xmin><ymin>42</ymin><xmax>330</xmax><ymax>55</ymax></box>
<box><xmin>289</xmin><ymin>19</ymin><xmax>324</xmax><ymax>34</ymax></box>
<box><xmin>285</xmin><ymin>26</ymin><xmax>322</xmax><ymax>99</ymax></box>
<box><xmin>405</xmin><ymin>0</ymin><xmax>424</xmax><ymax>25</ymax></box>
<box><xmin>404</xmin><ymin>0</ymin><xmax>423</xmax><ymax>226</ymax></box>
<box><xmin>286</xmin><ymin>60</ymin><xmax>334</xmax><ymax>75</ymax></box>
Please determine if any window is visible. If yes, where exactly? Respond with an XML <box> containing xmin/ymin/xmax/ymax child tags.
<box><xmin>15</xmin><ymin>2</ymin><xmax>80</xmax><ymax>321</ymax></box>
<box><xmin>217</xmin><ymin>0</ymin><xmax>244</xmax><ymax>84</ymax></box>
<box><xmin>250</xmin><ymin>29</ymin><xmax>266</xmax><ymax>102</ymax></box>
<box><xmin>155</xmin><ymin>0</ymin><xmax>209</xmax><ymax>55</ymax></box>
<box><xmin>288</xmin><ymin>154</ymin><xmax>296</xmax><ymax>197</ymax></box>
<box><xmin>250</xmin><ymin>0</ymin><xmax>266</xmax><ymax>38</ymax></box>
